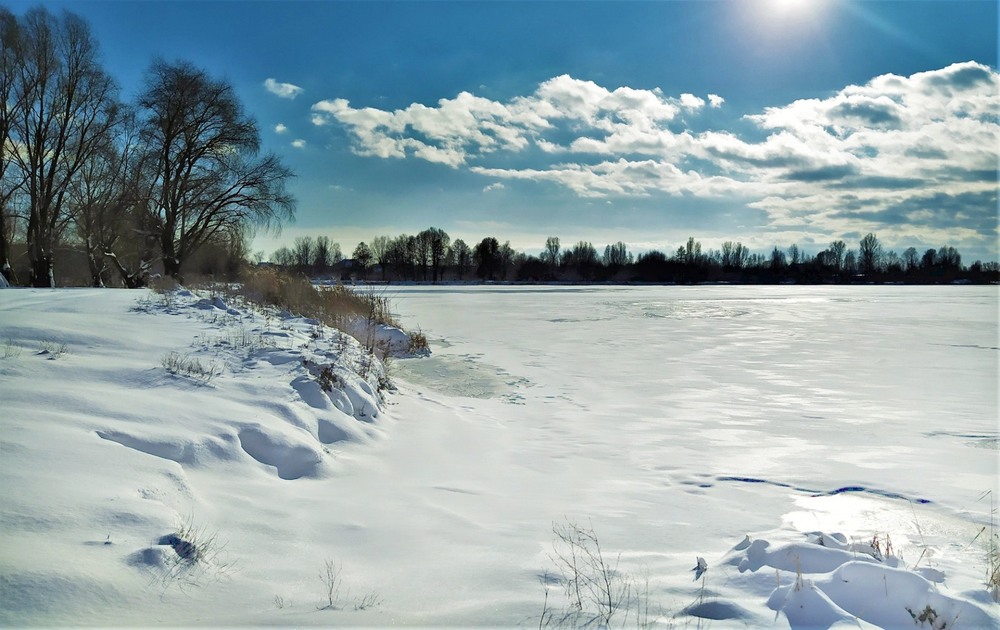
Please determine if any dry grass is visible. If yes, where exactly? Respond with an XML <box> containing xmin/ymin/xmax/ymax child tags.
<box><xmin>408</xmin><ymin>329</ymin><xmax>429</xmax><ymax>354</ymax></box>
<box><xmin>972</xmin><ymin>490</ymin><xmax>1000</xmax><ymax>602</ymax></box>
<box><xmin>157</xmin><ymin>515</ymin><xmax>236</xmax><ymax>592</ymax></box>
<box><xmin>541</xmin><ymin>520</ymin><xmax>657</xmax><ymax>629</ymax></box>
<box><xmin>213</xmin><ymin>267</ymin><xmax>399</xmax><ymax>341</ymax></box>
<box><xmin>36</xmin><ymin>338</ymin><xmax>69</xmax><ymax>358</ymax></box>
<box><xmin>3</xmin><ymin>337</ymin><xmax>23</xmax><ymax>359</ymax></box>
<box><xmin>161</xmin><ymin>351</ymin><xmax>222</xmax><ymax>383</ymax></box>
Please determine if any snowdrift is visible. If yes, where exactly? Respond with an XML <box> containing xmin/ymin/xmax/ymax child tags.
<box><xmin>720</xmin><ymin>531</ymin><xmax>996</xmax><ymax>629</ymax></box>
<box><xmin>0</xmin><ymin>288</ymin><xmax>400</xmax><ymax>625</ymax></box>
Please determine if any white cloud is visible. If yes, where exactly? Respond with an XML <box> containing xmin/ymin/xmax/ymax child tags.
<box><xmin>311</xmin><ymin>75</ymin><xmax>696</xmax><ymax>167</ymax></box>
<box><xmin>264</xmin><ymin>78</ymin><xmax>304</xmax><ymax>99</ymax></box>
<box><xmin>274</xmin><ymin>123</ymin><xmax>288</xmax><ymax>134</ymax></box>
<box><xmin>312</xmin><ymin>64</ymin><xmax>999</xmax><ymax>245</ymax></box>
<box><xmin>291</xmin><ymin>139</ymin><xmax>306</xmax><ymax>149</ymax></box>
<box><xmin>679</xmin><ymin>93</ymin><xmax>705</xmax><ymax>110</ymax></box>
<box><xmin>483</xmin><ymin>182</ymin><xmax>505</xmax><ymax>193</ymax></box>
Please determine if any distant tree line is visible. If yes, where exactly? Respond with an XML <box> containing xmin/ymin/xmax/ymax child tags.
<box><xmin>1</xmin><ymin>5</ymin><xmax>295</xmax><ymax>287</ymax></box>
<box><xmin>273</xmin><ymin>230</ymin><xmax>999</xmax><ymax>285</ymax></box>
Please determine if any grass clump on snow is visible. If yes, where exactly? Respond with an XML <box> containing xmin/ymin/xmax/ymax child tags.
<box><xmin>36</xmin><ymin>338</ymin><xmax>69</xmax><ymax>358</ymax></box>
<box><xmin>154</xmin><ymin>516</ymin><xmax>236</xmax><ymax>592</ymax></box>
<box><xmin>2</xmin><ymin>337</ymin><xmax>22</xmax><ymax>359</ymax></box>
<box><xmin>235</xmin><ymin>267</ymin><xmax>395</xmax><ymax>330</ymax></box>
<box><xmin>187</xmin><ymin>267</ymin><xmax>416</xmax><ymax>355</ymax></box>
<box><xmin>161</xmin><ymin>351</ymin><xmax>222</xmax><ymax>383</ymax></box>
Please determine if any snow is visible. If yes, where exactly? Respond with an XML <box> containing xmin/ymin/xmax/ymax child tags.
<box><xmin>1</xmin><ymin>284</ymin><xmax>997</xmax><ymax>627</ymax></box>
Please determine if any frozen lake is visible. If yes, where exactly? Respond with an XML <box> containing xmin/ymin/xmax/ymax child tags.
<box><xmin>390</xmin><ymin>284</ymin><xmax>998</xmax><ymax>545</ymax></box>
<box><xmin>1</xmin><ymin>285</ymin><xmax>996</xmax><ymax>626</ymax></box>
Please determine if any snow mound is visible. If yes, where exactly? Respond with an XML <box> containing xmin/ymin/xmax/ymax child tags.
<box><xmin>681</xmin><ymin>598</ymin><xmax>757</xmax><ymax>622</ymax></box>
<box><xmin>192</xmin><ymin>295</ymin><xmax>240</xmax><ymax>315</ymax></box>
<box><xmin>96</xmin><ymin>429</ymin><xmax>238</xmax><ymax>467</ymax></box>
<box><xmin>346</xmin><ymin>319</ymin><xmax>429</xmax><ymax>357</ymax></box>
<box><xmin>237</xmin><ymin>426</ymin><xmax>325</xmax><ymax>480</ymax></box>
<box><xmin>724</xmin><ymin>531</ymin><xmax>997</xmax><ymax>629</ymax></box>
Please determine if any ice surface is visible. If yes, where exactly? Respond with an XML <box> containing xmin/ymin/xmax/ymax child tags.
<box><xmin>0</xmin><ymin>284</ymin><xmax>997</xmax><ymax>626</ymax></box>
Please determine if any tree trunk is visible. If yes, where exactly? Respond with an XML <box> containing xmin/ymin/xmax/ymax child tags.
<box><xmin>87</xmin><ymin>254</ymin><xmax>105</xmax><ymax>287</ymax></box>
<box><xmin>0</xmin><ymin>261</ymin><xmax>14</xmax><ymax>284</ymax></box>
<box><xmin>29</xmin><ymin>251</ymin><xmax>54</xmax><ymax>288</ymax></box>
<box><xmin>162</xmin><ymin>257</ymin><xmax>181</xmax><ymax>282</ymax></box>
<box><xmin>160</xmin><ymin>233</ymin><xmax>183</xmax><ymax>282</ymax></box>
<box><xmin>105</xmin><ymin>250</ymin><xmax>149</xmax><ymax>289</ymax></box>
<box><xmin>0</xmin><ymin>212</ymin><xmax>13</xmax><ymax>284</ymax></box>
<box><xmin>82</xmin><ymin>235</ymin><xmax>104</xmax><ymax>287</ymax></box>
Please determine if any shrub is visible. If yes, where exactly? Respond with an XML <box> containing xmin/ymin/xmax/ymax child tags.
<box><xmin>161</xmin><ymin>351</ymin><xmax>222</xmax><ymax>383</ymax></box>
<box><xmin>316</xmin><ymin>558</ymin><xmax>383</xmax><ymax>612</ymax></box>
<box><xmin>541</xmin><ymin>520</ymin><xmax>658</xmax><ymax>628</ymax></box>
<box><xmin>408</xmin><ymin>329</ymin><xmax>429</xmax><ymax>354</ymax></box>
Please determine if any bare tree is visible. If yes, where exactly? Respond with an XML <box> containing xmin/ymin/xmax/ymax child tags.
<box><xmin>543</xmin><ymin>236</ymin><xmax>560</xmax><ymax>275</ymax></box>
<box><xmin>770</xmin><ymin>246</ymin><xmax>787</xmax><ymax>270</ymax></box>
<box><xmin>68</xmin><ymin>135</ymin><xmax>119</xmax><ymax>286</ymax></box>
<box><xmin>787</xmin><ymin>243</ymin><xmax>800</xmax><ymax>266</ymax></box>
<box><xmin>271</xmin><ymin>246</ymin><xmax>293</xmax><ymax>266</ymax></box>
<box><xmin>425</xmin><ymin>227</ymin><xmax>450</xmax><ymax>282</ymax></box>
<box><xmin>884</xmin><ymin>250</ymin><xmax>901</xmax><ymax>273</ymax></box>
<box><xmin>5</xmin><ymin>7</ymin><xmax>123</xmax><ymax>286</ymax></box>
<box><xmin>602</xmin><ymin>241</ymin><xmax>631</xmax><ymax>269</ymax></box>
<box><xmin>383</xmin><ymin>233</ymin><xmax>418</xmax><ymax>280</ymax></box>
<box><xmin>935</xmin><ymin>245</ymin><xmax>962</xmax><ymax>270</ymax></box>
<box><xmin>683</xmin><ymin>237</ymin><xmax>702</xmax><ymax>265</ymax></box>
<box><xmin>474</xmin><ymin>236</ymin><xmax>501</xmax><ymax>280</ymax></box>
<box><xmin>858</xmin><ymin>233</ymin><xmax>883</xmax><ymax>275</ymax></box>
<box><xmin>352</xmin><ymin>241</ymin><xmax>372</xmax><ymax>279</ymax></box>
<box><xmin>829</xmin><ymin>240</ymin><xmax>846</xmax><ymax>271</ymax></box>
<box><xmin>720</xmin><ymin>241</ymin><xmax>735</xmax><ymax>270</ymax></box>
<box><xmin>843</xmin><ymin>250</ymin><xmax>858</xmax><ymax>274</ymax></box>
<box><xmin>65</xmin><ymin>106</ymin><xmax>153</xmax><ymax>287</ymax></box>
<box><xmin>313</xmin><ymin>235</ymin><xmax>331</xmax><ymax>274</ymax></box>
<box><xmin>450</xmin><ymin>238</ymin><xmax>470</xmax><ymax>280</ymax></box>
<box><xmin>137</xmin><ymin>59</ymin><xmax>295</xmax><ymax>281</ymax></box>
<box><xmin>499</xmin><ymin>240</ymin><xmax>517</xmax><ymax>281</ymax></box>
<box><xmin>0</xmin><ymin>7</ymin><xmax>24</xmax><ymax>283</ymax></box>
<box><xmin>415</xmin><ymin>229</ymin><xmax>433</xmax><ymax>280</ymax></box>
<box><xmin>369</xmin><ymin>235</ymin><xmax>390</xmax><ymax>281</ymax></box>
<box><xmin>292</xmin><ymin>236</ymin><xmax>313</xmax><ymax>272</ymax></box>
<box><xmin>721</xmin><ymin>241</ymin><xmax>749</xmax><ymax>270</ymax></box>
<box><xmin>563</xmin><ymin>241</ymin><xmax>599</xmax><ymax>279</ymax></box>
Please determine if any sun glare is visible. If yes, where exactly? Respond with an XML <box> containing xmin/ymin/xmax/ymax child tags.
<box><xmin>769</xmin><ymin>0</ymin><xmax>819</xmax><ymax>16</ymax></box>
<box><xmin>757</xmin><ymin>0</ymin><xmax>828</xmax><ymax>29</ymax></box>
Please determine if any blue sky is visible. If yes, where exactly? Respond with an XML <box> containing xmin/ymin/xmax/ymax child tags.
<box><xmin>10</xmin><ymin>0</ymin><xmax>1000</xmax><ymax>261</ymax></box>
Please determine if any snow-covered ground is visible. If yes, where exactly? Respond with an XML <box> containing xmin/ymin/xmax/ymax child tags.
<box><xmin>1</xmin><ymin>284</ymin><xmax>997</xmax><ymax>627</ymax></box>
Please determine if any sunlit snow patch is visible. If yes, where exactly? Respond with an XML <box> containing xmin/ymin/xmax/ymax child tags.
<box><xmin>721</xmin><ymin>531</ymin><xmax>996</xmax><ymax>629</ymax></box>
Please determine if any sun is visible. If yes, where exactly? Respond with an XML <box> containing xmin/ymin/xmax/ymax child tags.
<box><xmin>762</xmin><ymin>0</ymin><xmax>828</xmax><ymax>26</ymax></box>
<box><xmin>769</xmin><ymin>0</ymin><xmax>814</xmax><ymax>14</ymax></box>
